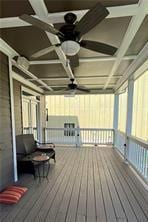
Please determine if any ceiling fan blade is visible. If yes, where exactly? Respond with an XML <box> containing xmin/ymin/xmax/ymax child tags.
<box><xmin>76</xmin><ymin>86</ymin><xmax>90</xmax><ymax>93</ymax></box>
<box><xmin>19</xmin><ymin>14</ymin><xmax>63</xmax><ymax>36</ymax></box>
<box><xmin>80</xmin><ymin>40</ymin><xmax>117</xmax><ymax>55</ymax></box>
<box><xmin>53</xmin><ymin>88</ymin><xmax>68</xmax><ymax>92</ymax></box>
<box><xmin>31</xmin><ymin>46</ymin><xmax>57</xmax><ymax>58</ymax></box>
<box><xmin>74</xmin><ymin>3</ymin><xmax>109</xmax><ymax>38</ymax></box>
<box><xmin>67</xmin><ymin>55</ymin><xmax>79</xmax><ymax>68</ymax></box>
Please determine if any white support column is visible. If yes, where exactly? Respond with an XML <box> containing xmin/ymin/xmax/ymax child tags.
<box><xmin>8</xmin><ymin>58</ymin><xmax>18</xmax><ymax>182</ymax></box>
<box><xmin>125</xmin><ymin>79</ymin><xmax>134</xmax><ymax>162</ymax></box>
<box><xmin>39</xmin><ymin>95</ymin><xmax>46</xmax><ymax>143</ymax></box>
<box><xmin>113</xmin><ymin>94</ymin><xmax>119</xmax><ymax>147</ymax></box>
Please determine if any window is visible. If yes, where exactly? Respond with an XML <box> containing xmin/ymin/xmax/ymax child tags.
<box><xmin>64</xmin><ymin>123</ymin><xmax>75</xmax><ymax>136</ymax></box>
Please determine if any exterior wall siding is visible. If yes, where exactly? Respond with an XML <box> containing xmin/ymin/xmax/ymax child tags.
<box><xmin>0</xmin><ymin>52</ymin><xmax>13</xmax><ymax>191</ymax></box>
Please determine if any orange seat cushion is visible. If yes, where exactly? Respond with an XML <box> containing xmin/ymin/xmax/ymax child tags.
<box><xmin>0</xmin><ymin>186</ymin><xmax>28</xmax><ymax>204</ymax></box>
<box><xmin>7</xmin><ymin>186</ymin><xmax>28</xmax><ymax>195</ymax></box>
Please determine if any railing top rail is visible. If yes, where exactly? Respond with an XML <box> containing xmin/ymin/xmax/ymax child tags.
<box><xmin>128</xmin><ymin>135</ymin><xmax>148</xmax><ymax>149</ymax></box>
<box><xmin>45</xmin><ymin>127</ymin><xmax>113</xmax><ymax>131</ymax></box>
<box><xmin>78</xmin><ymin>128</ymin><xmax>113</xmax><ymax>131</ymax></box>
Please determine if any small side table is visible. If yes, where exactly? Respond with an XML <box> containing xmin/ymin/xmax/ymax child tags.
<box><xmin>32</xmin><ymin>155</ymin><xmax>50</xmax><ymax>181</ymax></box>
<box><xmin>37</xmin><ymin>144</ymin><xmax>56</xmax><ymax>163</ymax></box>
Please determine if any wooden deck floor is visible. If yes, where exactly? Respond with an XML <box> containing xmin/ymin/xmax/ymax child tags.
<box><xmin>1</xmin><ymin>147</ymin><xmax>148</xmax><ymax>222</ymax></box>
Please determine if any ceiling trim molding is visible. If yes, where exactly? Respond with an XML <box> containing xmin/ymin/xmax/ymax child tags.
<box><xmin>28</xmin><ymin>0</ymin><xmax>74</xmax><ymax>80</ymax></box>
<box><xmin>12</xmin><ymin>71</ymin><xmax>44</xmax><ymax>94</ymax></box>
<box><xmin>12</xmin><ymin>60</ymin><xmax>53</xmax><ymax>91</ymax></box>
<box><xmin>29</xmin><ymin>55</ymin><xmax>136</xmax><ymax>65</ymax></box>
<box><xmin>104</xmin><ymin>0</ymin><xmax>148</xmax><ymax>89</ymax></box>
<box><xmin>45</xmin><ymin>89</ymin><xmax>115</xmax><ymax>95</ymax></box>
<box><xmin>0</xmin><ymin>38</ymin><xmax>19</xmax><ymax>58</ymax></box>
<box><xmin>0</xmin><ymin>4</ymin><xmax>144</xmax><ymax>29</ymax></box>
<box><xmin>29</xmin><ymin>76</ymin><xmax>120</xmax><ymax>81</ymax></box>
<box><xmin>114</xmin><ymin>43</ymin><xmax>148</xmax><ymax>91</ymax></box>
<box><xmin>49</xmin><ymin>84</ymin><xmax>115</xmax><ymax>87</ymax></box>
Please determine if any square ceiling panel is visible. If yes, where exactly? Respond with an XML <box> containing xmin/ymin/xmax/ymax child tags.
<box><xmin>0</xmin><ymin>26</ymin><xmax>58</xmax><ymax>60</ymax></box>
<box><xmin>126</xmin><ymin>15</ymin><xmax>148</xmax><ymax>55</ymax></box>
<box><xmin>74</xmin><ymin>61</ymin><xmax>114</xmax><ymax>77</ymax></box>
<box><xmin>45</xmin><ymin>0</ymin><xmax>138</xmax><ymax>13</ymax></box>
<box><xmin>29</xmin><ymin>64</ymin><xmax>68</xmax><ymax>78</ymax></box>
<box><xmin>0</xmin><ymin>0</ymin><xmax>35</xmax><ymax>18</ymax></box>
<box><xmin>77</xmin><ymin>77</ymin><xmax>118</xmax><ymax>85</ymax></box>
<box><xmin>78</xmin><ymin>17</ymin><xmax>131</xmax><ymax>57</ymax></box>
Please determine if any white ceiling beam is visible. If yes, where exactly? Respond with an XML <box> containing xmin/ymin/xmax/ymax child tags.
<box><xmin>12</xmin><ymin>60</ymin><xmax>53</xmax><ymax>91</ymax></box>
<box><xmin>45</xmin><ymin>89</ymin><xmax>115</xmax><ymax>95</ymax></box>
<box><xmin>12</xmin><ymin>71</ymin><xmax>44</xmax><ymax>94</ymax></box>
<box><xmin>0</xmin><ymin>4</ymin><xmax>144</xmax><ymax>29</ymax></box>
<box><xmin>114</xmin><ymin>43</ymin><xmax>148</xmax><ymax>91</ymax></box>
<box><xmin>0</xmin><ymin>38</ymin><xmax>19</xmax><ymax>58</ymax></box>
<box><xmin>29</xmin><ymin>55</ymin><xmax>136</xmax><ymax>65</ymax></box>
<box><xmin>28</xmin><ymin>0</ymin><xmax>74</xmax><ymax>80</ymax></box>
<box><xmin>104</xmin><ymin>0</ymin><xmax>148</xmax><ymax>89</ymax></box>
<box><xmin>49</xmin><ymin>84</ymin><xmax>115</xmax><ymax>87</ymax></box>
<box><xmin>29</xmin><ymin>76</ymin><xmax>120</xmax><ymax>81</ymax></box>
<box><xmin>79</xmin><ymin>55</ymin><xmax>136</xmax><ymax>62</ymax></box>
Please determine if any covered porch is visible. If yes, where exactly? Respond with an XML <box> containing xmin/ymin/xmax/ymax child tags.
<box><xmin>0</xmin><ymin>0</ymin><xmax>148</xmax><ymax>221</ymax></box>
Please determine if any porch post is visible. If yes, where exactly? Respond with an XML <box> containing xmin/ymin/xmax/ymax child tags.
<box><xmin>39</xmin><ymin>95</ymin><xmax>46</xmax><ymax>143</ymax></box>
<box><xmin>125</xmin><ymin>79</ymin><xmax>134</xmax><ymax>162</ymax></box>
<box><xmin>113</xmin><ymin>94</ymin><xmax>119</xmax><ymax>147</ymax></box>
<box><xmin>8</xmin><ymin>58</ymin><xmax>18</xmax><ymax>182</ymax></box>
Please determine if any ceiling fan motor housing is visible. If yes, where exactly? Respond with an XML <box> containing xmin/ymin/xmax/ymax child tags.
<box><xmin>68</xmin><ymin>79</ymin><xmax>77</xmax><ymax>89</ymax></box>
<box><xmin>59</xmin><ymin>24</ymin><xmax>78</xmax><ymax>41</ymax></box>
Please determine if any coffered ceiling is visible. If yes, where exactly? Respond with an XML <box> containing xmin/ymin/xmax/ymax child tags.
<box><xmin>0</xmin><ymin>0</ymin><xmax>147</xmax><ymax>94</ymax></box>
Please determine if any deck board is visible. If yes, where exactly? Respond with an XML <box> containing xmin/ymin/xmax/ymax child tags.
<box><xmin>1</xmin><ymin>147</ymin><xmax>148</xmax><ymax>222</ymax></box>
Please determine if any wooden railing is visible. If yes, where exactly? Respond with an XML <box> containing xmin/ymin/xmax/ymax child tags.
<box><xmin>128</xmin><ymin>135</ymin><xmax>148</xmax><ymax>181</ymax></box>
<box><xmin>114</xmin><ymin>130</ymin><xmax>148</xmax><ymax>181</ymax></box>
<box><xmin>45</xmin><ymin>127</ymin><xmax>114</xmax><ymax>146</ymax></box>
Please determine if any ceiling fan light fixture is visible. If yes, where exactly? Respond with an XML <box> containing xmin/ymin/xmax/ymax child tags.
<box><xmin>61</xmin><ymin>40</ymin><xmax>80</xmax><ymax>56</ymax></box>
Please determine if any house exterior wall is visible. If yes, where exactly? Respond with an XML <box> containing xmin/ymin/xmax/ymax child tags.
<box><xmin>46</xmin><ymin>115</ymin><xmax>79</xmax><ymax>128</ymax></box>
<box><xmin>0</xmin><ymin>52</ymin><xmax>13</xmax><ymax>191</ymax></box>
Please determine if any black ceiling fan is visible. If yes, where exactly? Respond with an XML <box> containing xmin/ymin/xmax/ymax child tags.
<box><xmin>19</xmin><ymin>2</ymin><xmax>117</xmax><ymax>68</ymax></box>
<box><xmin>56</xmin><ymin>78</ymin><xmax>90</xmax><ymax>93</ymax></box>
